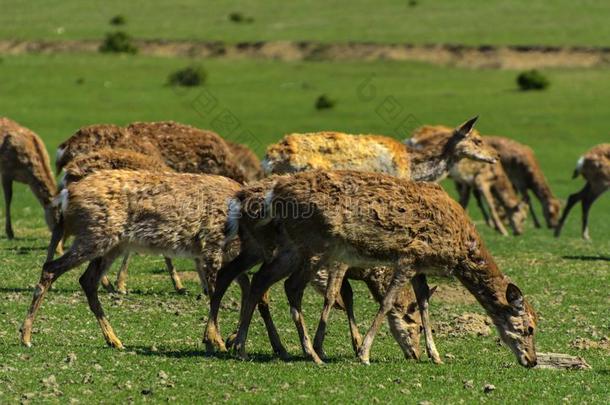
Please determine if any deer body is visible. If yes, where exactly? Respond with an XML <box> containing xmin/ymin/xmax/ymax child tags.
<box><xmin>555</xmin><ymin>143</ymin><xmax>610</xmax><ymax>239</ymax></box>
<box><xmin>227</xmin><ymin>171</ymin><xmax>537</xmax><ymax>367</ymax></box>
<box><xmin>21</xmin><ymin>170</ymin><xmax>243</xmax><ymax>348</ymax></box>
<box><xmin>0</xmin><ymin>118</ymin><xmax>59</xmax><ymax>239</ymax></box>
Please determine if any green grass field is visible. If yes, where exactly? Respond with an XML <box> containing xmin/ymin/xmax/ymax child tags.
<box><xmin>0</xmin><ymin>54</ymin><xmax>608</xmax><ymax>403</ymax></box>
<box><xmin>2</xmin><ymin>0</ymin><xmax>610</xmax><ymax>46</ymax></box>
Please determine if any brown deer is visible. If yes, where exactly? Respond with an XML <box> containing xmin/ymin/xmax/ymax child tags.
<box><xmin>0</xmin><ymin>118</ymin><xmax>60</xmax><ymax>240</ymax></box>
<box><xmin>20</xmin><ymin>170</ymin><xmax>289</xmax><ymax>354</ymax></box>
<box><xmin>58</xmin><ymin>149</ymin><xmax>186</xmax><ymax>294</ymax></box>
<box><xmin>408</xmin><ymin>126</ymin><xmax>528</xmax><ymax>236</ymax></box>
<box><xmin>555</xmin><ymin>143</ymin><xmax>610</xmax><ymax>240</ymax></box>
<box><xmin>482</xmin><ymin>136</ymin><xmax>561</xmax><ymax>229</ymax></box>
<box><xmin>216</xmin><ymin>171</ymin><xmax>538</xmax><ymax>367</ymax></box>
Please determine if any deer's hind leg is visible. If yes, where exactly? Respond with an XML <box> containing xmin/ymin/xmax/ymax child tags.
<box><xmin>581</xmin><ymin>183</ymin><xmax>606</xmax><ymax>240</ymax></box>
<box><xmin>358</xmin><ymin>260</ymin><xmax>415</xmax><ymax>365</ymax></box>
<box><xmin>411</xmin><ymin>273</ymin><xmax>442</xmax><ymax>364</ymax></box>
<box><xmin>79</xmin><ymin>248</ymin><xmax>124</xmax><ymax>349</ymax></box>
<box><xmin>21</xmin><ymin>242</ymin><xmax>92</xmax><ymax>346</ymax></box>
<box><xmin>554</xmin><ymin>183</ymin><xmax>587</xmax><ymax>238</ymax></box>
<box><xmin>476</xmin><ymin>180</ymin><xmax>508</xmax><ymax>236</ymax></box>
<box><xmin>313</xmin><ymin>262</ymin><xmax>349</xmax><ymax>360</ymax></box>
<box><xmin>2</xmin><ymin>175</ymin><xmax>14</xmax><ymax>239</ymax></box>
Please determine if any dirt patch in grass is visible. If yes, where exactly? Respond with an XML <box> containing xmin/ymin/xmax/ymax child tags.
<box><xmin>2</xmin><ymin>40</ymin><xmax>610</xmax><ymax>69</ymax></box>
<box><xmin>435</xmin><ymin>312</ymin><xmax>492</xmax><ymax>337</ymax></box>
<box><xmin>433</xmin><ymin>283</ymin><xmax>476</xmax><ymax>305</ymax></box>
<box><xmin>570</xmin><ymin>337</ymin><xmax>610</xmax><ymax>351</ymax></box>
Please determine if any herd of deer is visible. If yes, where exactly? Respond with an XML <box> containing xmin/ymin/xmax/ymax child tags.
<box><xmin>1</xmin><ymin>116</ymin><xmax>608</xmax><ymax>369</ymax></box>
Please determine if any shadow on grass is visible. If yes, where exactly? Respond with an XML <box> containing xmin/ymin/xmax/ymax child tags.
<box><xmin>0</xmin><ymin>245</ymin><xmax>48</xmax><ymax>254</ymax></box>
<box><xmin>130</xmin><ymin>345</ymin><xmax>350</xmax><ymax>364</ymax></box>
<box><xmin>562</xmin><ymin>255</ymin><xmax>610</xmax><ymax>262</ymax></box>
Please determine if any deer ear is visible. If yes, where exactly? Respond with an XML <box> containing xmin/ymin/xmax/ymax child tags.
<box><xmin>506</xmin><ymin>283</ymin><xmax>524</xmax><ymax>309</ymax></box>
<box><xmin>455</xmin><ymin>116</ymin><xmax>478</xmax><ymax>138</ymax></box>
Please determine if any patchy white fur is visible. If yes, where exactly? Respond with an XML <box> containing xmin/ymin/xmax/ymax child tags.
<box><xmin>225</xmin><ymin>198</ymin><xmax>242</xmax><ymax>242</ymax></box>
<box><xmin>261</xmin><ymin>157</ymin><xmax>274</xmax><ymax>175</ymax></box>
<box><xmin>56</xmin><ymin>147</ymin><xmax>65</xmax><ymax>162</ymax></box>
<box><xmin>574</xmin><ymin>156</ymin><xmax>584</xmax><ymax>175</ymax></box>
<box><xmin>52</xmin><ymin>188</ymin><xmax>69</xmax><ymax>213</ymax></box>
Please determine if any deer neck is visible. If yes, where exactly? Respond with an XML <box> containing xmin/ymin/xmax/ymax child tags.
<box><xmin>453</xmin><ymin>241</ymin><xmax>509</xmax><ymax>321</ymax></box>
<box><xmin>29</xmin><ymin>173</ymin><xmax>57</xmax><ymax>209</ymax></box>
<box><xmin>407</xmin><ymin>144</ymin><xmax>455</xmax><ymax>182</ymax></box>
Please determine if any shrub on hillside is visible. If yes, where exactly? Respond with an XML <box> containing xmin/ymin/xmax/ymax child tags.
<box><xmin>228</xmin><ymin>12</ymin><xmax>254</xmax><ymax>23</ymax></box>
<box><xmin>109</xmin><ymin>15</ymin><xmax>127</xmax><ymax>26</ymax></box>
<box><xmin>517</xmin><ymin>70</ymin><xmax>549</xmax><ymax>91</ymax></box>
<box><xmin>167</xmin><ymin>65</ymin><xmax>207</xmax><ymax>87</ymax></box>
<box><xmin>99</xmin><ymin>31</ymin><xmax>138</xmax><ymax>54</ymax></box>
<box><xmin>315</xmin><ymin>94</ymin><xmax>335</xmax><ymax>110</ymax></box>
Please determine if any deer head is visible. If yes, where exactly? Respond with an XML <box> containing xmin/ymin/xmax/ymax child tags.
<box><xmin>449</xmin><ymin>117</ymin><xmax>498</xmax><ymax>164</ymax></box>
<box><xmin>493</xmin><ymin>283</ymin><xmax>538</xmax><ymax>368</ymax></box>
<box><xmin>544</xmin><ymin>198</ymin><xmax>562</xmax><ymax>229</ymax></box>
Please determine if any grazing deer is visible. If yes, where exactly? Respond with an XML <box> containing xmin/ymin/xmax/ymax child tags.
<box><xmin>555</xmin><ymin>143</ymin><xmax>609</xmax><ymax>240</ymax></box>
<box><xmin>408</xmin><ymin>126</ymin><xmax>527</xmax><ymax>236</ymax></box>
<box><xmin>59</xmin><ymin>149</ymin><xmax>185</xmax><ymax>294</ymax></box>
<box><xmin>210</xmin><ymin>171</ymin><xmax>538</xmax><ymax>367</ymax></box>
<box><xmin>484</xmin><ymin>136</ymin><xmax>561</xmax><ymax>229</ymax></box>
<box><xmin>22</xmin><ymin>170</ymin><xmax>287</xmax><ymax>357</ymax></box>
<box><xmin>0</xmin><ymin>118</ymin><xmax>60</xmax><ymax>240</ymax></box>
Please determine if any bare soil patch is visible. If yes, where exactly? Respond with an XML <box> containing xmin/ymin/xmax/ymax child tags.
<box><xmin>571</xmin><ymin>336</ymin><xmax>610</xmax><ymax>351</ymax></box>
<box><xmin>435</xmin><ymin>312</ymin><xmax>492</xmax><ymax>337</ymax></box>
<box><xmin>2</xmin><ymin>40</ymin><xmax>610</xmax><ymax>69</ymax></box>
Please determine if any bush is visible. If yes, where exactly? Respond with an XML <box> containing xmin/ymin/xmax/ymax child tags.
<box><xmin>517</xmin><ymin>70</ymin><xmax>549</xmax><ymax>91</ymax></box>
<box><xmin>315</xmin><ymin>94</ymin><xmax>335</xmax><ymax>110</ymax></box>
<box><xmin>228</xmin><ymin>12</ymin><xmax>254</xmax><ymax>23</ymax></box>
<box><xmin>167</xmin><ymin>65</ymin><xmax>207</xmax><ymax>87</ymax></box>
<box><xmin>109</xmin><ymin>15</ymin><xmax>127</xmax><ymax>26</ymax></box>
<box><xmin>99</xmin><ymin>31</ymin><xmax>138</xmax><ymax>54</ymax></box>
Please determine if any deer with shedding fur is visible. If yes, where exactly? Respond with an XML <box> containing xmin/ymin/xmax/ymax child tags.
<box><xmin>22</xmin><ymin>170</ymin><xmax>287</xmax><ymax>357</ymax></box>
<box><xmin>0</xmin><ymin>118</ymin><xmax>60</xmax><ymax>240</ymax></box>
<box><xmin>555</xmin><ymin>143</ymin><xmax>609</xmax><ymax>239</ymax></box>
<box><xmin>57</xmin><ymin>148</ymin><xmax>186</xmax><ymax>294</ymax></box>
<box><xmin>217</xmin><ymin>170</ymin><xmax>538</xmax><ymax>367</ymax></box>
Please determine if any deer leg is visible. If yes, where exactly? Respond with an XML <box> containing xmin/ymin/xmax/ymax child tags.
<box><xmin>45</xmin><ymin>222</ymin><xmax>64</xmax><ymax>263</ymax></box>
<box><xmin>231</xmin><ymin>249</ymin><xmax>299</xmax><ymax>360</ymax></box>
<box><xmin>411</xmin><ymin>274</ymin><xmax>442</xmax><ymax>364</ymax></box>
<box><xmin>477</xmin><ymin>182</ymin><xmax>508</xmax><ymax>236</ymax></box>
<box><xmin>79</xmin><ymin>249</ymin><xmax>123</xmax><ymax>349</ymax></box>
<box><xmin>21</xmin><ymin>246</ymin><xmax>88</xmax><ymax>346</ymax></box>
<box><xmin>313</xmin><ymin>263</ymin><xmax>349</xmax><ymax>360</ymax></box>
<box><xmin>2</xmin><ymin>175</ymin><xmax>14</xmax><ymax>239</ymax></box>
<box><xmin>581</xmin><ymin>185</ymin><xmax>604</xmax><ymax>240</ymax></box>
<box><xmin>257</xmin><ymin>289</ymin><xmax>290</xmax><ymax>360</ymax></box>
<box><xmin>162</xmin><ymin>256</ymin><xmax>185</xmax><ymax>294</ymax></box>
<box><xmin>358</xmin><ymin>265</ymin><xmax>413</xmax><ymax>365</ymax></box>
<box><xmin>203</xmin><ymin>251</ymin><xmax>260</xmax><ymax>354</ymax></box>
<box><xmin>340</xmin><ymin>278</ymin><xmax>363</xmax><ymax>355</ymax></box>
<box><xmin>554</xmin><ymin>185</ymin><xmax>586</xmax><ymax>237</ymax></box>
<box><xmin>522</xmin><ymin>191</ymin><xmax>541</xmax><ymax>228</ymax></box>
<box><xmin>472</xmin><ymin>188</ymin><xmax>492</xmax><ymax>227</ymax></box>
<box><xmin>455</xmin><ymin>182</ymin><xmax>472</xmax><ymax>208</ymax></box>
<box><xmin>284</xmin><ymin>267</ymin><xmax>322</xmax><ymax>363</ymax></box>
<box><xmin>114</xmin><ymin>253</ymin><xmax>132</xmax><ymax>294</ymax></box>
